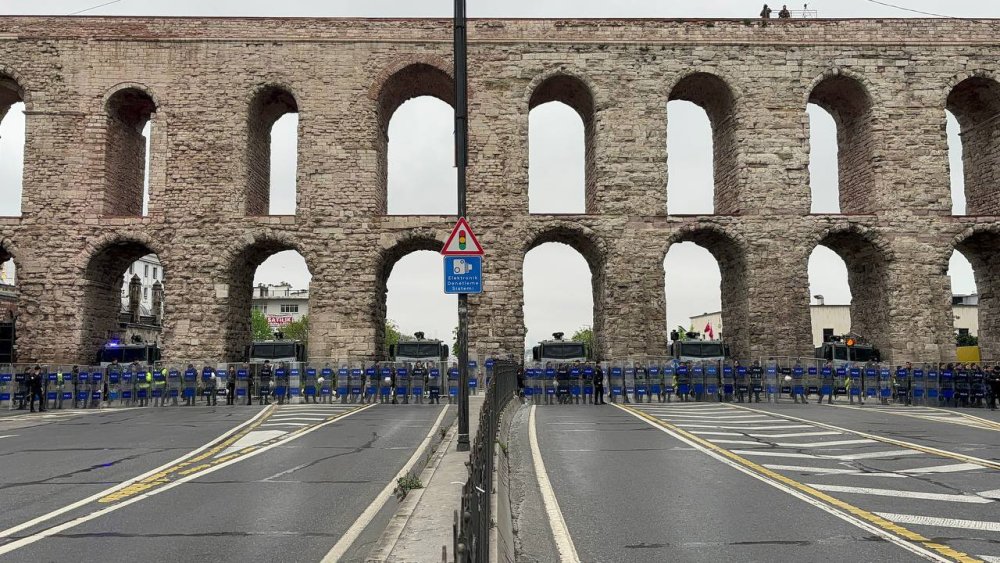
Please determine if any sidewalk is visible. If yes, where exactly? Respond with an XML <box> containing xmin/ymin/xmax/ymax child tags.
<box><xmin>370</xmin><ymin>395</ymin><xmax>483</xmax><ymax>563</ymax></box>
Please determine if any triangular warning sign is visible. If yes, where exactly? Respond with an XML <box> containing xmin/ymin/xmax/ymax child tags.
<box><xmin>441</xmin><ymin>217</ymin><xmax>484</xmax><ymax>256</ymax></box>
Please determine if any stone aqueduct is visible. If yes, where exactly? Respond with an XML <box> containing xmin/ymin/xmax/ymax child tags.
<box><xmin>0</xmin><ymin>16</ymin><xmax>999</xmax><ymax>365</ymax></box>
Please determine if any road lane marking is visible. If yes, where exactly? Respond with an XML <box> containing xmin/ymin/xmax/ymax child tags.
<box><xmin>732</xmin><ymin>404</ymin><xmax>1000</xmax><ymax>470</ymax></box>
<box><xmin>902</xmin><ymin>463</ymin><xmax>984</xmax><ymax>474</ymax></box>
<box><xmin>828</xmin><ymin>404</ymin><xmax>1000</xmax><ymax>432</ymax></box>
<box><xmin>748</xmin><ymin>431</ymin><xmax>841</xmax><ymax>438</ymax></box>
<box><xmin>707</xmin><ymin>439</ymin><xmax>767</xmax><ymax>446</ymax></box>
<box><xmin>0</xmin><ymin>404</ymin><xmax>374</xmax><ymax>557</ymax></box>
<box><xmin>773</xmin><ymin>439</ymin><xmax>878</xmax><ymax>448</ymax></box>
<box><xmin>215</xmin><ymin>430</ymin><xmax>287</xmax><ymax>457</ymax></box>
<box><xmin>689</xmin><ymin>431</ymin><xmax>744</xmax><ymax>436</ymax></box>
<box><xmin>762</xmin><ymin>464</ymin><xmax>906</xmax><ymax>478</ymax></box>
<box><xmin>0</xmin><ymin>435</ymin><xmax>17</xmax><ymax>439</ymax></box>
<box><xmin>656</xmin><ymin>414</ymin><xmax>772</xmax><ymax>420</ymax></box>
<box><xmin>677</xmin><ymin>423</ymin><xmax>813</xmax><ymax>430</ymax></box>
<box><xmin>731</xmin><ymin>450</ymin><xmax>825</xmax><ymax>460</ymax></box>
<box><xmin>978</xmin><ymin>489</ymin><xmax>1000</xmax><ymax>500</ymax></box>
<box><xmin>876</xmin><ymin>513</ymin><xmax>1000</xmax><ymax>533</ymax></box>
<box><xmin>808</xmin><ymin>484</ymin><xmax>994</xmax><ymax>504</ymax></box>
<box><xmin>525</xmin><ymin>405</ymin><xmax>580</xmax><ymax>563</ymax></box>
<box><xmin>833</xmin><ymin>450</ymin><xmax>923</xmax><ymax>461</ymax></box>
<box><xmin>321</xmin><ymin>405</ymin><xmax>450</xmax><ymax>563</ymax></box>
<box><xmin>617</xmin><ymin>404</ymin><xmax>974</xmax><ymax>563</ymax></box>
<box><xmin>978</xmin><ymin>556</ymin><xmax>1000</xmax><ymax>563</ymax></box>
<box><xmin>0</xmin><ymin>405</ymin><xmax>275</xmax><ymax>540</ymax></box>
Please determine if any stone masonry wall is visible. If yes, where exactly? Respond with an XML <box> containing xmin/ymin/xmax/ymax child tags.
<box><xmin>0</xmin><ymin>17</ymin><xmax>997</xmax><ymax>364</ymax></box>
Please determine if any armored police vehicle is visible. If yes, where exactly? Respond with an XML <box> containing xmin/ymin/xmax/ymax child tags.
<box><xmin>389</xmin><ymin>332</ymin><xmax>449</xmax><ymax>362</ymax></box>
<box><xmin>670</xmin><ymin>339</ymin><xmax>729</xmax><ymax>362</ymax></box>
<box><xmin>96</xmin><ymin>342</ymin><xmax>161</xmax><ymax>367</ymax></box>
<box><xmin>815</xmin><ymin>335</ymin><xmax>880</xmax><ymax>366</ymax></box>
<box><xmin>531</xmin><ymin>332</ymin><xmax>589</xmax><ymax>363</ymax></box>
<box><xmin>248</xmin><ymin>340</ymin><xmax>307</xmax><ymax>363</ymax></box>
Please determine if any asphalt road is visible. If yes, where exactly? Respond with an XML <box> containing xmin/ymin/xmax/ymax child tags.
<box><xmin>524</xmin><ymin>400</ymin><xmax>1000</xmax><ymax>563</ymax></box>
<box><xmin>0</xmin><ymin>402</ymin><xmax>449</xmax><ymax>563</ymax></box>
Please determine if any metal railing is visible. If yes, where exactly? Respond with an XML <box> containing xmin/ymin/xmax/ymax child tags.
<box><xmin>453</xmin><ymin>360</ymin><xmax>518</xmax><ymax>563</ymax></box>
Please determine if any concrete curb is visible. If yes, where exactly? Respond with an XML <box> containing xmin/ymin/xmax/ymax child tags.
<box><xmin>366</xmin><ymin>411</ymin><xmax>458</xmax><ymax>563</ymax></box>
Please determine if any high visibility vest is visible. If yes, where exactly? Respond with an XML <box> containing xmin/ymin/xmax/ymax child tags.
<box><xmin>57</xmin><ymin>372</ymin><xmax>64</xmax><ymax>385</ymax></box>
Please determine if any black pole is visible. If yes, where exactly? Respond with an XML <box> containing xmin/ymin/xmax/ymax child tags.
<box><xmin>455</xmin><ymin>0</ymin><xmax>470</xmax><ymax>452</ymax></box>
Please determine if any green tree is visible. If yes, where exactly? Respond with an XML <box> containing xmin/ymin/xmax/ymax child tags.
<box><xmin>250</xmin><ymin>309</ymin><xmax>273</xmax><ymax>340</ymax></box>
<box><xmin>281</xmin><ymin>315</ymin><xmax>309</xmax><ymax>343</ymax></box>
<box><xmin>956</xmin><ymin>333</ymin><xmax>978</xmax><ymax>347</ymax></box>
<box><xmin>386</xmin><ymin>320</ymin><xmax>415</xmax><ymax>353</ymax></box>
<box><xmin>571</xmin><ymin>326</ymin><xmax>594</xmax><ymax>358</ymax></box>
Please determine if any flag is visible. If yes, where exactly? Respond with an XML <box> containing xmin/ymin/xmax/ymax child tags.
<box><xmin>704</xmin><ymin>322</ymin><xmax>714</xmax><ymax>340</ymax></box>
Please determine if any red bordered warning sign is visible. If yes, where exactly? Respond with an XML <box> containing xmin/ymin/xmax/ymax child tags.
<box><xmin>441</xmin><ymin>217</ymin><xmax>484</xmax><ymax>256</ymax></box>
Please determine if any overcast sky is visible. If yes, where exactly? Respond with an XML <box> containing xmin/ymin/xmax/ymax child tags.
<box><xmin>0</xmin><ymin>0</ymin><xmax>986</xmax><ymax>351</ymax></box>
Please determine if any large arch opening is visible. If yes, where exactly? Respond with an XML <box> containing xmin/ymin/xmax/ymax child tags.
<box><xmin>807</xmin><ymin>246</ymin><xmax>852</xmax><ymax>347</ymax></box>
<box><xmin>667</xmin><ymin>73</ymin><xmax>738</xmax><ymax>214</ymax></box>
<box><xmin>524</xmin><ymin>228</ymin><xmax>604</xmax><ymax>358</ymax></box>
<box><xmin>82</xmin><ymin>239</ymin><xmax>165</xmax><ymax>361</ymax></box>
<box><xmin>0</xmin><ymin>244</ymin><xmax>15</xmax><ymax>363</ymax></box>
<box><xmin>807</xmin><ymin>104</ymin><xmax>840</xmax><ymax>213</ymax></box>
<box><xmin>953</xmin><ymin>231</ymin><xmax>1000</xmax><ymax>358</ymax></box>
<box><xmin>946</xmin><ymin>76</ymin><xmax>1000</xmax><ymax>216</ymax></box>
<box><xmin>811</xmin><ymin>229</ymin><xmax>890</xmax><ymax>354</ymax></box>
<box><xmin>246</xmin><ymin>86</ymin><xmax>299</xmax><ymax>216</ymax></box>
<box><xmin>0</xmin><ymin>75</ymin><xmax>25</xmax><ymax>217</ymax></box>
<box><xmin>374</xmin><ymin>235</ymin><xmax>453</xmax><ymax>359</ymax></box>
<box><xmin>808</xmin><ymin>74</ymin><xmax>876</xmax><ymax>214</ymax></box>
<box><xmin>225</xmin><ymin>243</ymin><xmax>312</xmax><ymax>362</ymax></box>
<box><xmin>104</xmin><ymin>88</ymin><xmax>156</xmax><ymax>217</ymax></box>
<box><xmin>947</xmin><ymin>249</ymin><xmax>978</xmax><ymax>350</ymax></box>
<box><xmin>667</xmin><ymin>100</ymin><xmax>715</xmax><ymax>215</ymax></box>
<box><xmin>528</xmin><ymin>75</ymin><xmax>594</xmax><ymax>214</ymax></box>
<box><xmin>664</xmin><ymin>228</ymin><xmax>748</xmax><ymax>360</ymax></box>
<box><xmin>379</xmin><ymin>63</ymin><xmax>456</xmax><ymax>215</ymax></box>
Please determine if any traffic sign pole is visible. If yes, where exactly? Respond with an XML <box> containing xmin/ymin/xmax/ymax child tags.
<box><xmin>455</xmin><ymin>0</ymin><xmax>470</xmax><ymax>453</ymax></box>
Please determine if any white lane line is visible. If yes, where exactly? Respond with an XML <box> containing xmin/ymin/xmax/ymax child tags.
<box><xmin>731</xmin><ymin>450</ymin><xmax>824</xmax><ymax>460</ymax></box>
<box><xmin>978</xmin><ymin>489</ymin><xmax>1000</xmax><ymax>500</ymax></box>
<box><xmin>267</xmin><ymin>417</ymin><xmax>327</xmax><ymax>422</ymax></box>
<box><xmin>616</xmin><ymin>405</ymin><xmax>949</xmax><ymax>563</ymax></box>
<box><xmin>258</xmin><ymin>423</ymin><xmax>308</xmax><ymax>428</ymax></box>
<box><xmin>762</xmin><ymin>465</ymin><xmax>905</xmax><ymax>478</ymax></box>
<box><xmin>707</xmin><ymin>439</ymin><xmax>766</xmax><ymax>446</ymax></box>
<box><xmin>689</xmin><ymin>431</ymin><xmax>744</xmax><ymax>437</ymax></box>
<box><xmin>773</xmin><ymin>439</ymin><xmax>878</xmax><ymax>449</ymax></box>
<box><xmin>657</xmin><ymin>414</ymin><xmax>772</xmax><ymax>420</ymax></box>
<box><xmin>526</xmin><ymin>405</ymin><xmax>581</xmax><ymax>563</ymax></box>
<box><xmin>677</xmin><ymin>424</ymin><xmax>813</xmax><ymax>430</ymax></box>
<box><xmin>809</xmin><ymin>484</ymin><xmax>993</xmax><ymax>504</ymax></box>
<box><xmin>876</xmin><ymin>513</ymin><xmax>1000</xmax><ymax>533</ymax></box>
<box><xmin>0</xmin><ymin>406</ymin><xmax>274</xmax><ymax>541</ymax></box>
<box><xmin>978</xmin><ymin>555</ymin><xmax>1000</xmax><ymax>563</ymax></box>
<box><xmin>215</xmin><ymin>430</ymin><xmax>288</xmax><ymax>457</ymax></box>
<box><xmin>321</xmin><ymin>405</ymin><xmax>450</xmax><ymax>563</ymax></box>
<box><xmin>900</xmin><ymin>463</ymin><xmax>983</xmax><ymax>475</ymax></box>
<box><xmin>832</xmin><ymin>450</ymin><xmax>922</xmax><ymax>461</ymax></box>
<box><xmin>748</xmin><ymin>431</ymin><xmax>842</xmax><ymax>438</ymax></box>
<box><xmin>0</xmin><ymin>435</ymin><xmax>18</xmax><ymax>439</ymax></box>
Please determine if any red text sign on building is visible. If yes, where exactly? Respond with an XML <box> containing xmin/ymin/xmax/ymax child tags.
<box><xmin>441</xmin><ymin>217</ymin><xmax>484</xmax><ymax>256</ymax></box>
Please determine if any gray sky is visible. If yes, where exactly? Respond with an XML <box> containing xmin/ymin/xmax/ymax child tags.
<box><xmin>0</xmin><ymin>0</ymin><xmax>984</xmax><ymax>351</ymax></box>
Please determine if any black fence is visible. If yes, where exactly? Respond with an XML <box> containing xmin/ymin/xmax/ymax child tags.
<box><xmin>454</xmin><ymin>360</ymin><xmax>519</xmax><ymax>563</ymax></box>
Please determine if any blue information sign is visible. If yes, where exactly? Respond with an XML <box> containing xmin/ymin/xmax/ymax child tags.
<box><xmin>444</xmin><ymin>255</ymin><xmax>483</xmax><ymax>294</ymax></box>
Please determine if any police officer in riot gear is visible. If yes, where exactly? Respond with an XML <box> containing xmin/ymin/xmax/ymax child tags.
<box><xmin>988</xmin><ymin>365</ymin><xmax>1000</xmax><ymax>410</ymax></box>
<box><xmin>205</xmin><ymin>366</ymin><xmax>218</xmax><ymax>406</ymax></box>
<box><xmin>970</xmin><ymin>364</ymin><xmax>986</xmax><ymax>408</ymax></box>
<box><xmin>412</xmin><ymin>362</ymin><xmax>427</xmax><ymax>404</ymax></box>
<box><xmin>555</xmin><ymin>363</ymin><xmax>570</xmax><ymax>404</ymax></box>
<box><xmin>817</xmin><ymin>361</ymin><xmax>834</xmax><ymax>405</ymax></box>
<box><xmin>894</xmin><ymin>362</ymin><xmax>912</xmax><ymax>406</ymax></box>
<box><xmin>635</xmin><ymin>361</ymin><xmax>650</xmax><ymax>403</ymax></box>
<box><xmin>28</xmin><ymin>365</ymin><xmax>45</xmax><ymax>412</ymax></box>
<box><xmin>749</xmin><ymin>360</ymin><xmax>764</xmax><ymax>403</ymax></box>
<box><xmin>226</xmin><ymin>366</ymin><xmax>237</xmax><ymax>405</ymax></box>
<box><xmin>735</xmin><ymin>360</ymin><xmax>748</xmax><ymax>403</ymax></box>
<box><xmin>259</xmin><ymin>360</ymin><xmax>273</xmax><ymax>405</ymax></box>
<box><xmin>594</xmin><ymin>363</ymin><xmax>606</xmax><ymax>405</ymax></box>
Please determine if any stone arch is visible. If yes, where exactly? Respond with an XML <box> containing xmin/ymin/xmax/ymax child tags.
<box><xmin>809</xmin><ymin>224</ymin><xmax>892</xmax><ymax>354</ymax></box>
<box><xmin>221</xmin><ymin>230</ymin><xmax>312</xmax><ymax>361</ymax></box>
<box><xmin>245</xmin><ymin>84</ymin><xmax>300</xmax><ymax>216</ymax></box>
<box><xmin>526</xmin><ymin>70</ymin><xmax>598</xmax><ymax>213</ymax></box>
<box><xmin>664</xmin><ymin>223</ymin><xmax>750</xmax><ymax>359</ymax></box>
<box><xmin>522</xmin><ymin>223</ymin><xmax>607</xmax><ymax>357</ymax></box>
<box><xmin>950</xmin><ymin>225</ymin><xmax>1000</xmax><ymax>359</ymax></box>
<box><xmin>373</xmin><ymin>230</ymin><xmax>448</xmax><ymax>358</ymax></box>
<box><xmin>667</xmin><ymin>71</ymin><xmax>741</xmax><ymax>215</ymax></box>
<box><xmin>0</xmin><ymin>66</ymin><xmax>31</xmax><ymax>115</ymax></box>
<box><xmin>806</xmin><ymin>69</ymin><xmax>878</xmax><ymax>215</ymax></box>
<box><xmin>79</xmin><ymin>232</ymin><xmax>166</xmax><ymax>361</ymax></box>
<box><xmin>374</xmin><ymin>60</ymin><xmax>456</xmax><ymax>215</ymax></box>
<box><xmin>945</xmin><ymin>71</ymin><xmax>1000</xmax><ymax>216</ymax></box>
<box><xmin>103</xmin><ymin>85</ymin><xmax>158</xmax><ymax>217</ymax></box>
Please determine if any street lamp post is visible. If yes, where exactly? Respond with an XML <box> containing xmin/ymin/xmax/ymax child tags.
<box><xmin>454</xmin><ymin>0</ymin><xmax>470</xmax><ymax>452</ymax></box>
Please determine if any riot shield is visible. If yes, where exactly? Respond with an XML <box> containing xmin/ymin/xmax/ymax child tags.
<box><xmin>911</xmin><ymin>365</ymin><xmax>925</xmax><ymax>405</ymax></box>
<box><xmin>287</xmin><ymin>364</ymin><xmax>302</xmax><ymax>404</ymax></box>
<box><xmin>609</xmin><ymin>363</ymin><xmax>624</xmax><ymax>403</ymax></box>
<box><xmin>648</xmin><ymin>363</ymin><xmax>661</xmax><ymax>403</ymax></box>
<box><xmin>792</xmin><ymin>361</ymin><xmax>807</xmax><ymax>403</ymax></box>
<box><xmin>112</xmin><ymin>365</ymin><xmax>127</xmax><ymax>406</ymax></box>
<box><xmin>894</xmin><ymin>366</ymin><xmax>911</xmax><ymax>406</ymax></box>
<box><xmin>302</xmin><ymin>366</ymin><xmax>318</xmax><ymax>404</ymax></box>
<box><xmin>151</xmin><ymin>364</ymin><xmax>167</xmax><ymax>407</ymax></box>
<box><xmin>0</xmin><ymin>364</ymin><xmax>11</xmax><ymax>408</ymax></box>
<box><xmin>734</xmin><ymin>363</ymin><xmax>748</xmax><ymax>403</ymax></box>
<box><xmin>468</xmin><ymin>358</ymin><xmax>479</xmax><ymax>396</ymax></box>
<box><xmin>939</xmin><ymin>365</ymin><xmax>954</xmax><ymax>406</ymax></box>
<box><xmin>691</xmin><ymin>363</ymin><xmax>706</xmax><ymax>402</ymax></box>
<box><xmin>878</xmin><ymin>365</ymin><xmax>893</xmax><ymax>404</ymax></box>
<box><xmin>318</xmin><ymin>364</ymin><xmax>334</xmax><ymax>403</ymax></box>
<box><xmin>167</xmin><ymin>366</ymin><xmax>181</xmax><ymax>406</ymax></box>
<box><xmin>582</xmin><ymin>364</ymin><xmax>595</xmax><ymax>404</ymax></box>
<box><xmin>235</xmin><ymin>364</ymin><xmax>250</xmax><ymax>405</ymax></box>
<box><xmin>705</xmin><ymin>361</ymin><xmax>721</xmax><ymax>402</ymax></box>
<box><xmin>675</xmin><ymin>362</ymin><xmax>691</xmax><ymax>402</ymax></box>
<box><xmin>924</xmin><ymin>365</ymin><xmax>939</xmax><ymax>405</ymax></box>
<box><xmin>378</xmin><ymin>364</ymin><xmax>394</xmax><ymax>404</ymax></box>
<box><xmin>864</xmin><ymin>364</ymin><xmax>879</xmax><ymax>402</ymax></box>
<box><xmin>427</xmin><ymin>363</ymin><xmax>443</xmax><ymax>404</ymax></box>
<box><xmin>834</xmin><ymin>365</ymin><xmax>848</xmax><ymax>400</ymax></box>
<box><xmin>632</xmin><ymin>364</ymin><xmax>648</xmax><ymax>403</ymax></box>
<box><xmin>181</xmin><ymin>366</ymin><xmax>198</xmax><ymax>405</ymax></box>
<box><xmin>848</xmin><ymin>365</ymin><xmax>863</xmax><ymax>404</ymax></box>
<box><xmin>662</xmin><ymin>363</ymin><xmax>676</xmax><ymax>402</ymax></box>
<box><xmin>569</xmin><ymin>364</ymin><xmax>583</xmax><ymax>404</ymax></box>
<box><xmin>394</xmin><ymin>363</ymin><xmax>409</xmax><ymax>404</ymax></box>
<box><xmin>806</xmin><ymin>363</ymin><xmax>820</xmax><ymax>399</ymax></box>
<box><xmin>764</xmin><ymin>360</ymin><xmax>778</xmax><ymax>403</ymax></box>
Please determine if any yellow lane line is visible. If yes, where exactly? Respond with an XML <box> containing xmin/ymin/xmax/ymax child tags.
<box><xmin>619</xmin><ymin>404</ymin><xmax>981</xmax><ymax>563</ymax></box>
<box><xmin>730</xmin><ymin>404</ymin><xmax>1000</xmax><ymax>471</ymax></box>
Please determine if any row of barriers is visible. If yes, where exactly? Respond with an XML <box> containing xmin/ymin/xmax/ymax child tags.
<box><xmin>524</xmin><ymin>357</ymin><xmax>998</xmax><ymax>407</ymax></box>
<box><xmin>0</xmin><ymin>359</ymin><xmax>500</xmax><ymax>409</ymax></box>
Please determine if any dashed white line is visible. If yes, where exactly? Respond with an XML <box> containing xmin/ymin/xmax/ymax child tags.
<box><xmin>831</xmin><ymin>450</ymin><xmax>922</xmax><ymax>461</ymax></box>
<box><xmin>707</xmin><ymin>439</ymin><xmax>767</xmax><ymax>446</ymax></box>
<box><xmin>809</xmin><ymin>484</ymin><xmax>993</xmax><ymax>504</ymax></box>
<box><xmin>689</xmin><ymin>431</ymin><xmax>744</xmax><ymax>437</ymax></box>
<box><xmin>773</xmin><ymin>439</ymin><xmax>877</xmax><ymax>449</ymax></box>
<box><xmin>762</xmin><ymin>464</ymin><xmax>906</xmax><ymax>478</ymax></box>
<box><xmin>747</xmin><ymin>431</ymin><xmax>841</xmax><ymax>438</ymax></box>
<box><xmin>875</xmin><ymin>513</ymin><xmax>1000</xmax><ymax>533</ymax></box>
<box><xmin>731</xmin><ymin>450</ymin><xmax>824</xmax><ymax>460</ymax></box>
<box><xmin>978</xmin><ymin>489</ymin><xmax>1000</xmax><ymax>500</ymax></box>
<box><xmin>677</xmin><ymin>424</ymin><xmax>814</xmax><ymax>430</ymax></box>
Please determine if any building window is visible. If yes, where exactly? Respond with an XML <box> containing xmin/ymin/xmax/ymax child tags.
<box><xmin>153</xmin><ymin>267</ymin><xmax>158</xmax><ymax>280</ymax></box>
<box><xmin>143</xmin><ymin>287</ymin><xmax>148</xmax><ymax>300</ymax></box>
<box><xmin>280</xmin><ymin>304</ymin><xmax>299</xmax><ymax>313</ymax></box>
<box><xmin>144</xmin><ymin>264</ymin><xmax>149</xmax><ymax>277</ymax></box>
<box><xmin>958</xmin><ymin>328</ymin><xmax>970</xmax><ymax>337</ymax></box>
<box><xmin>822</xmin><ymin>328</ymin><xmax>834</xmax><ymax>342</ymax></box>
